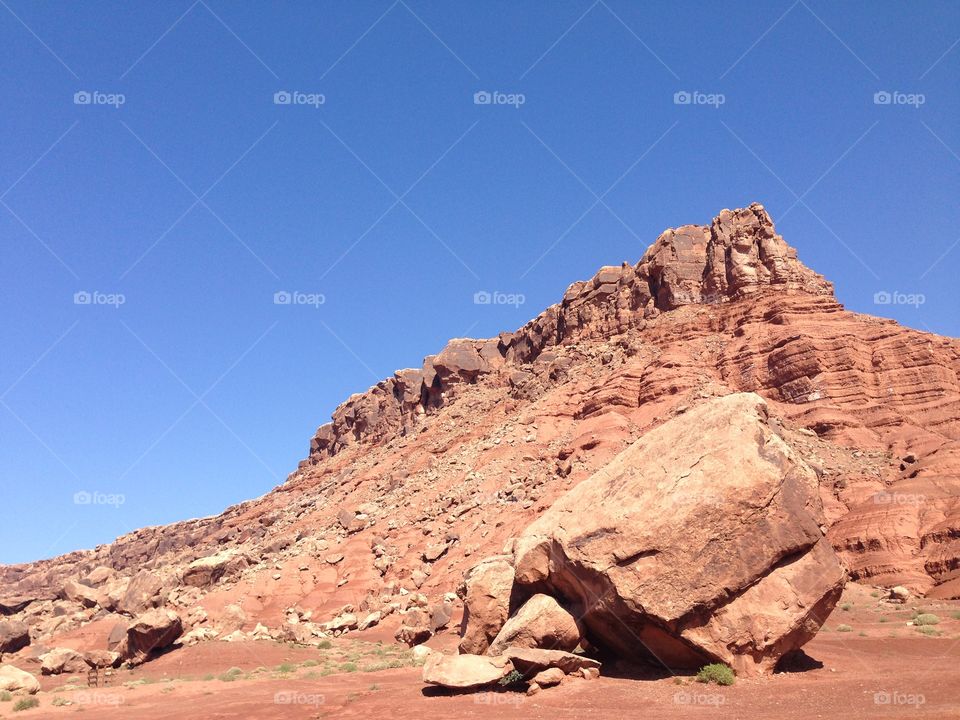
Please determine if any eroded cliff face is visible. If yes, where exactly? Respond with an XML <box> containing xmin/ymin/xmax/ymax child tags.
<box><xmin>306</xmin><ymin>203</ymin><xmax>835</xmax><ymax>460</ymax></box>
<box><xmin>2</xmin><ymin>203</ymin><xmax>959</xmax><ymax>664</ymax></box>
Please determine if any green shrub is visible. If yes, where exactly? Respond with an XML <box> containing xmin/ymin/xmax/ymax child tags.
<box><xmin>951</xmin><ymin>611</ymin><xmax>960</xmax><ymax>620</ymax></box>
<box><xmin>914</xmin><ymin>613</ymin><xmax>940</xmax><ymax>626</ymax></box>
<box><xmin>840</xmin><ymin>602</ymin><xmax>853</xmax><ymax>612</ymax></box>
<box><xmin>52</xmin><ymin>697</ymin><xmax>70</xmax><ymax>706</ymax></box>
<box><xmin>836</xmin><ymin>624</ymin><xmax>853</xmax><ymax>632</ymax></box>
<box><xmin>498</xmin><ymin>669</ymin><xmax>524</xmax><ymax>687</ymax></box>
<box><xmin>301</xmin><ymin>659</ymin><xmax>319</xmax><ymax>667</ymax></box>
<box><xmin>218</xmin><ymin>667</ymin><xmax>245</xmax><ymax>682</ymax></box>
<box><xmin>317</xmin><ymin>639</ymin><xmax>333</xmax><ymax>649</ymax></box>
<box><xmin>13</xmin><ymin>697</ymin><xmax>40</xmax><ymax>712</ymax></box>
<box><xmin>275</xmin><ymin>663</ymin><xmax>296</xmax><ymax>674</ymax></box>
<box><xmin>339</xmin><ymin>662</ymin><xmax>358</xmax><ymax>673</ymax></box>
<box><xmin>916</xmin><ymin>625</ymin><xmax>941</xmax><ymax>636</ymax></box>
<box><xmin>878</xmin><ymin>616</ymin><xmax>888</xmax><ymax>623</ymax></box>
<box><xmin>0</xmin><ymin>691</ymin><xmax>12</xmax><ymax>701</ymax></box>
<box><xmin>696</xmin><ymin>663</ymin><xmax>735</xmax><ymax>686</ymax></box>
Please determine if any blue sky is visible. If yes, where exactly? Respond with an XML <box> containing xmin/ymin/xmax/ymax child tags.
<box><xmin>1</xmin><ymin>1</ymin><xmax>958</xmax><ymax>564</ymax></box>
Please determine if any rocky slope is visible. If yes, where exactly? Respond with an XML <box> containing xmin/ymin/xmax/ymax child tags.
<box><xmin>2</xmin><ymin>203</ymin><xmax>959</xmax><ymax>675</ymax></box>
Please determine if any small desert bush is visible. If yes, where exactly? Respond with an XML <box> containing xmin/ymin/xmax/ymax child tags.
<box><xmin>498</xmin><ymin>669</ymin><xmax>524</xmax><ymax>687</ymax></box>
<box><xmin>51</xmin><ymin>697</ymin><xmax>70</xmax><ymax>706</ymax></box>
<box><xmin>275</xmin><ymin>663</ymin><xmax>296</xmax><ymax>674</ymax></box>
<box><xmin>339</xmin><ymin>662</ymin><xmax>358</xmax><ymax>673</ymax></box>
<box><xmin>914</xmin><ymin>613</ymin><xmax>940</xmax><ymax>626</ymax></box>
<box><xmin>13</xmin><ymin>697</ymin><xmax>40</xmax><ymax>712</ymax></box>
<box><xmin>951</xmin><ymin>611</ymin><xmax>960</xmax><ymax>620</ymax></box>
<box><xmin>696</xmin><ymin>663</ymin><xmax>735</xmax><ymax>686</ymax></box>
<box><xmin>301</xmin><ymin>659</ymin><xmax>319</xmax><ymax>667</ymax></box>
<box><xmin>915</xmin><ymin>625</ymin><xmax>941</xmax><ymax>636</ymax></box>
<box><xmin>879</xmin><ymin>616</ymin><xmax>888</xmax><ymax>623</ymax></box>
<box><xmin>0</xmin><ymin>691</ymin><xmax>12</xmax><ymax>701</ymax></box>
<box><xmin>840</xmin><ymin>602</ymin><xmax>853</xmax><ymax>611</ymax></box>
<box><xmin>218</xmin><ymin>667</ymin><xmax>244</xmax><ymax>682</ymax></box>
<box><xmin>836</xmin><ymin>624</ymin><xmax>853</xmax><ymax>632</ymax></box>
<box><xmin>317</xmin><ymin>639</ymin><xmax>333</xmax><ymax>649</ymax></box>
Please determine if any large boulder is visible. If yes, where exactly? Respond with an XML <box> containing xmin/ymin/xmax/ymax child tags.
<box><xmin>0</xmin><ymin>665</ymin><xmax>39</xmax><ymax>694</ymax></box>
<box><xmin>513</xmin><ymin>393</ymin><xmax>844</xmax><ymax>676</ymax></box>
<box><xmin>457</xmin><ymin>556</ymin><xmax>515</xmax><ymax>655</ymax></box>
<box><xmin>181</xmin><ymin>550</ymin><xmax>250</xmax><ymax>588</ymax></box>
<box><xmin>41</xmin><ymin>647</ymin><xmax>87</xmax><ymax>675</ymax></box>
<box><xmin>121</xmin><ymin>608</ymin><xmax>183</xmax><ymax>665</ymax></box>
<box><xmin>60</xmin><ymin>579</ymin><xmax>101</xmax><ymax>608</ymax></box>
<box><xmin>117</xmin><ymin>570</ymin><xmax>163</xmax><ymax>615</ymax></box>
<box><xmin>487</xmin><ymin>594</ymin><xmax>581</xmax><ymax>655</ymax></box>
<box><xmin>0</xmin><ymin>620</ymin><xmax>30</xmax><ymax>654</ymax></box>
<box><xmin>422</xmin><ymin>653</ymin><xmax>513</xmax><ymax>689</ymax></box>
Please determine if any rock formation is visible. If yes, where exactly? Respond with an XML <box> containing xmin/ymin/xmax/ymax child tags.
<box><xmin>1</xmin><ymin>203</ymin><xmax>958</xmax><ymax>683</ymax></box>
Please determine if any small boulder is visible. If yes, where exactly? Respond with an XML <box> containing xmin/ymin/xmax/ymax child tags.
<box><xmin>487</xmin><ymin>594</ymin><xmax>581</xmax><ymax>655</ymax></box>
<box><xmin>0</xmin><ymin>664</ymin><xmax>39</xmax><ymax>694</ymax></box>
<box><xmin>358</xmin><ymin>612</ymin><xmax>381</xmax><ymax>631</ymax></box>
<box><xmin>531</xmin><ymin>667</ymin><xmax>564</xmax><ymax>687</ymax></box>
<box><xmin>422</xmin><ymin>653</ymin><xmax>513</xmax><ymax>689</ymax></box>
<box><xmin>888</xmin><ymin>586</ymin><xmax>910</xmax><ymax>603</ymax></box>
<box><xmin>324</xmin><ymin>613</ymin><xmax>358</xmax><ymax>633</ymax></box>
<box><xmin>83</xmin><ymin>650</ymin><xmax>121</xmax><ymax>669</ymax></box>
<box><xmin>396</xmin><ymin>624</ymin><xmax>432</xmax><ymax>647</ymax></box>
<box><xmin>182</xmin><ymin>550</ymin><xmax>250</xmax><ymax>588</ymax></box>
<box><xmin>60</xmin><ymin>579</ymin><xmax>101</xmax><ymax>609</ymax></box>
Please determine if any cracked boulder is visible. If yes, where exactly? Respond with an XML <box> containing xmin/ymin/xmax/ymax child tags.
<box><xmin>513</xmin><ymin>393</ymin><xmax>844</xmax><ymax>676</ymax></box>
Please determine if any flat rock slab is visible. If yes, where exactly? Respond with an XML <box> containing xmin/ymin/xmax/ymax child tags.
<box><xmin>422</xmin><ymin>653</ymin><xmax>513</xmax><ymax>689</ymax></box>
<box><xmin>503</xmin><ymin>647</ymin><xmax>601</xmax><ymax>676</ymax></box>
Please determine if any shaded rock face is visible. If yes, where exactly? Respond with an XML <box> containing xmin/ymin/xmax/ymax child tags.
<box><xmin>121</xmin><ymin>609</ymin><xmax>183</xmax><ymax>665</ymax></box>
<box><xmin>511</xmin><ymin>393</ymin><xmax>844</xmax><ymax>676</ymax></box>
<box><xmin>0</xmin><ymin>620</ymin><xmax>30</xmax><ymax>654</ymax></box>
<box><xmin>457</xmin><ymin>556</ymin><xmax>515</xmax><ymax>655</ymax></box>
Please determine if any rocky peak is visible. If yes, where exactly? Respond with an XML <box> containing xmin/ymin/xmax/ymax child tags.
<box><xmin>307</xmin><ymin>204</ymin><xmax>833</xmax><ymax>460</ymax></box>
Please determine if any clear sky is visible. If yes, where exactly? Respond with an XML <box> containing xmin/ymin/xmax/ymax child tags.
<box><xmin>2</xmin><ymin>1</ymin><xmax>958</xmax><ymax>564</ymax></box>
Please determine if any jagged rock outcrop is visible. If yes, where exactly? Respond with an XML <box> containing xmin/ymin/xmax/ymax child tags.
<box><xmin>305</xmin><ymin>203</ymin><xmax>833</xmax><ymax>461</ymax></box>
